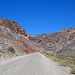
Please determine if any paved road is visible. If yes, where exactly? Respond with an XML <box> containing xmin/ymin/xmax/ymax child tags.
<box><xmin>0</xmin><ymin>52</ymin><xmax>72</xmax><ymax>75</ymax></box>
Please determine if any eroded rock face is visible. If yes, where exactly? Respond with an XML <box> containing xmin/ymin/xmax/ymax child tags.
<box><xmin>30</xmin><ymin>33</ymin><xmax>50</xmax><ymax>43</ymax></box>
<box><xmin>57</xmin><ymin>42</ymin><xmax>75</xmax><ymax>56</ymax></box>
<box><xmin>31</xmin><ymin>28</ymin><xmax>75</xmax><ymax>54</ymax></box>
<box><xmin>0</xmin><ymin>36</ymin><xmax>21</xmax><ymax>55</ymax></box>
<box><xmin>0</xmin><ymin>19</ymin><xmax>39</xmax><ymax>56</ymax></box>
<box><xmin>0</xmin><ymin>19</ymin><xmax>27</xmax><ymax>37</ymax></box>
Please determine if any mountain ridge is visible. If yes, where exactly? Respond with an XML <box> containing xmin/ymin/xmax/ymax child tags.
<box><xmin>0</xmin><ymin>19</ymin><xmax>41</xmax><ymax>56</ymax></box>
<box><xmin>30</xmin><ymin>27</ymin><xmax>75</xmax><ymax>55</ymax></box>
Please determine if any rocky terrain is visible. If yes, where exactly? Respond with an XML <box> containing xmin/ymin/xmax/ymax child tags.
<box><xmin>29</xmin><ymin>33</ymin><xmax>50</xmax><ymax>42</ymax></box>
<box><xmin>30</xmin><ymin>28</ymin><xmax>75</xmax><ymax>55</ymax></box>
<box><xmin>57</xmin><ymin>42</ymin><xmax>75</xmax><ymax>56</ymax></box>
<box><xmin>0</xmin><ymin>19</ymin><xmax>27</xmax><ymax>37</ymax></box>
<box><xmin>0</xmin><ymin>19</ymin><xmax>41</xmax><ymax>57</ymax></box>
<box><xmin>0</xmin><ymin>18</ymin><xmax>75</xmax><ymax>57</ymax></box>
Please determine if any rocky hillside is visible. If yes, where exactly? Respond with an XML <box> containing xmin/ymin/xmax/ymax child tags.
<box><xmin>0</xmin><ymin>19</ymin><xmax>41</xmax><ymax>56</ymax></box>
<box><xmin>30</xmin><ymin>33</ymin><xmax>50</xmax><ymax>42</ymax></box>
<box><xmin>57</xmin><ymin>42</ymin><xmax>75</xmax><ymax>56</ymax></box>
<box><xmin>30</xmin><ymin>28</ymin><xmax>75</xmax><ymax>55</ymax></box>
<box><xmin>0</xmin><ymin>19</ymin><xmax>27</xmax><ymax>37</ymax></box>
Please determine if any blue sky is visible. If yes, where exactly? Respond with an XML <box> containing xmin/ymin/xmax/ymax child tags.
<box><xmin>0</xmin><ymin>0</ymin><xmax>75</xmax><ymax>34</ymax></box>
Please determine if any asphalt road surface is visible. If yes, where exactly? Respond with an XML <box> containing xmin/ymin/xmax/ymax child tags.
<box><xmin>0</xmin><ymin>52</ymin><xmax>72</xmax><ymax>75</ymax></box>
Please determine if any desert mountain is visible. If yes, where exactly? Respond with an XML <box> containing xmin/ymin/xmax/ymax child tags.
<box><xmin>57</xmin><ymin>42</ymin><xmax>75</xmax><ymax>56</ymax></box>
<box><xmin>30</xmin><ymin>28</ymin><xmax>75</xmax><ymax>55</ymax></box>
<box><xmin>0</xmin><ymin>19</ymin><xmax>41</xmax><ymax>56</ymax></box>
<box><xmin>30</xmin><ymin>33</ymin><xmax>50</xmax><ymax>42</ymax></box>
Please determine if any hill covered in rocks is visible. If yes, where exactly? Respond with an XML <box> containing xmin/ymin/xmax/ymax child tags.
<box><xmin>0</xmin><ymin>19</ymin><xmax>41</xmax><ymax>56</ymax></box>
<box><xmin>30</xmin><ymin>28</ymin><xmax>75</xmax><ymax>56</ymax></box>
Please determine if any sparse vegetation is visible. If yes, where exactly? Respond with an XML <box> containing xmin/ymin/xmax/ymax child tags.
<box><xmin>41</xmin><ymin>52</ymin><xmax>75</xmax><ymax>74</ymax></box>
<box><xmin>71</xmin><ymin>67</ymin><xmax>75</xmax><ymax>74</ymax></box>
<box><xmin>0</xmin><ymin>54</ymin><xmax>1</xmax><ymax>57</ymax></box>
<box><xmin>8</xmin><ymin>47</ymin><xmax>15</xmax><ymax>53</ymax></box>
<box><xmin>58</xmin><ymin>61</ymin><xmax>72</xmax><ymax>67</ymax></box>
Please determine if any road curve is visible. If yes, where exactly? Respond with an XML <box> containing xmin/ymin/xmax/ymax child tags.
<box><xmin>0</xmin><ymin>52</ymin><xmax>72</xmax><ymax>75</ymax></box>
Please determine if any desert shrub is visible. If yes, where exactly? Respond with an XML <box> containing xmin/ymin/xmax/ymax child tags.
<box><xmin>56</xmin><ymin>55</ymin><xmax>67</xmax><ymax>59</ymax></box>
<box><xmin>71</xmin><ymin>67</ymin><xmax>75</xmax><ymax>74</ymax></box>
<box><xmin>8</xmin><ymin>47</ymin><xmax>15</xmax><ymax>53</ymax></box>
<box><xmin>53</xmin><ymin>58</ymin><xmax>61</xmax><ymax>62</ymax></box>
<box><xmin>0</xmin><ymin>54</ymin><xmax>1</xmax><ymax>57</ymax></box>
<box><xmin>58</xmin><ymin>61</ymin><xmax>72</xmax><ymax>67</ymax></box>
<box><xmin>53</xmin><ymin>58</ymin><xmax>58</xmax><ymax>62</ymax></box>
